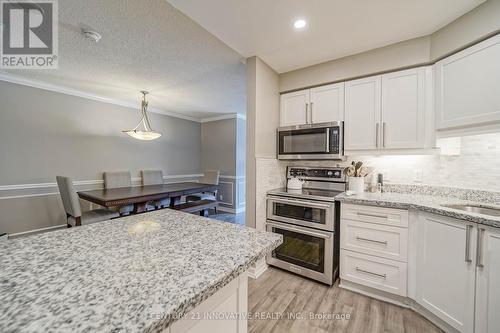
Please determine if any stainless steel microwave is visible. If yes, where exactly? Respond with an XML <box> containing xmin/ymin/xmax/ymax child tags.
<box><xmin>277</xmin><ymin>121</ymin><xmax>344</xmax><ymax>160</ymax></box>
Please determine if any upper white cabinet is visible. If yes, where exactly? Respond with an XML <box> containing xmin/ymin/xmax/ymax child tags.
<box><xmin>345</xmin><ymin>67</ymin><xmax>430</xmax><ymax>151</ymax></box>
<box><xmin>381</xmin><ymin>68</ymin><xmax>427</xmax><ymax>149</ymax></box>
<box><xmin>344</xmin><ymin>76</ymin><xmax>381</xmax><ymax>150</ymax></box>
<box><xmin>435</xmin><ymin>34</ymin><xmax>500</xmax><ymax>131</ymax></box>
<box><xmin>475</xmin><ymin>226</ymin><xmax>500</xmax><ymax>333</ymax></box>
<box><xmin>309</xmin><ymin>83</ymin><xmax>345</xmax><ymax>123</ymax></box>
<box><xmin>280</xmin><ymin>83</ymin><xmax>345</xmax><ymax>127</ymax></box>
<box><xmin>280</xmin><ymin>90</ymin><xmax>309</xmax><ymax>126</ymax></box>
<box><xmin>415</xmin><ymin>212</ymin><xmax>476</xmax><ymax>333</ymax></box>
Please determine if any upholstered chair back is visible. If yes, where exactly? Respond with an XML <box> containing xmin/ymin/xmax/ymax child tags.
<box><xmin>104</xmin><ymin>171</ymin><xmax>132</xmax><ymax>189</ymax></box>
<box><xmin>56</xmin><ymin>176</ymin><xmax>82</xmax><ymax>218</ymax></box>
<box><xmin>200</xmin><ymin>170</ymin><xmax>220</xmax><ymax>185</ymax></box>
<box><xmin>141</xmin><ymin>170</ymin><xmax>164</xmax><ymax>186</ymax></box>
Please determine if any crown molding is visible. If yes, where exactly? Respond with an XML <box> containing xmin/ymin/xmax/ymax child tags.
<box><xmin>200</xmin><ymin>113</ymin><xmax>246</xmax><ymax>123</ymax></box>
<box><xmin>0</xmin><ymin>71</ymin><xmax>201</xmax><ymax>123</ymax></box>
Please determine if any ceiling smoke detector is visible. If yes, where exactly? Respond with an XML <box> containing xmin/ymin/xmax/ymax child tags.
<box><xmin>81</xmin><ymin>29</ymin><xmax>102</xmax><ymax>43</ymax></box>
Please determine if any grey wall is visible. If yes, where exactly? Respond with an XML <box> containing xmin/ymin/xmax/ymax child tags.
<box><xmin>245</xmin><ymin>57</ymin><xmax>280</xmax><ymax>229</ymax></box>
<box><xmin>0</xmin><ymin>80</ymin><xmax>202</xmax><ymax>234</ymax></box>
<box><xmin>200</xmin><ymin>117</ymin><xmax>246</xmax><ymax>212</ymax></box>
<box><xmin>201</xmin><ymin>118</ymin><xmax>236</xmax><ymax>175</ymax></box>
<box><xmin>236</xmin><ymin>117</ymin><xmax>246</xmax><ymax>178</ymax></box>
<box><xmin>430</xmin><ymin>0</ymin><xmax>500</xmax><ymax>60</ymax></box>
<box><xmin>280</xmin><ymin>36</ymin><xmax>431</xmax><ymax>92</ymax></box>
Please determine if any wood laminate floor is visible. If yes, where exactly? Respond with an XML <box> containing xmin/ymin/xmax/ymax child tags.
<box><xmin>248</xmin><ymin>267</ymin><xmax>442</xmax><ymax>333</ymax></box>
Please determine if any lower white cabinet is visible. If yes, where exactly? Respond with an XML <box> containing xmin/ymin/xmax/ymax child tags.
<box><xmin>340</xmin><ymin>204</ymin><xmax>500</xmax><ymax>333</ymax></box>
<box><xmin>340</xmin><ymin>204</ymin><xmax>409</xmax><ymax>297</ymax></box>
<box><xmin>340</xmin><ymin>249</ymin><xmax>407</xmax><ymax>296</ymax></box>
<box><xmin>415</xmin><ymin>212</ymin><xmax>476</xmax><ymax>333</ymax></box>
<box><xmin>475</xmin><ymin>226</ymin><xmax>500</xmax><ymax>333</ymax></box>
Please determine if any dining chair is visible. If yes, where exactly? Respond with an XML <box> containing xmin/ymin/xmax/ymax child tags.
<box><xmin>103</xmin><ymin>171</ymin><xmax>135</xmax><ymax>215</ymax></box>
<box><xmin>56</xmin><ymin>176</ymin><xmax>119</xmax><ymax>227</ymax></box>
<box><xmin>186</xmin><ymin>170</ymin><xmax>220</xmax><ymax>214</ymax></box>
<box><xmin>141</xmin><ymin>170</ymin><xmax>169</xmax><ymax>209</ymax></box>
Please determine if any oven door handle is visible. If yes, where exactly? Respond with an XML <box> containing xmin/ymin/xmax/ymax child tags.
<box><xmin>268</xmin><ymin>197</ymin><xmax>334</xmax><ymax>209</ymax></box>
<box><xmin>267</xmin><ymin>221</ymin><xmax>332</xmax><ymax>239</ymax></box>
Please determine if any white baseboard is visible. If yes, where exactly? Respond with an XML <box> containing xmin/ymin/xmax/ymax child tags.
<box><xmin>8</xmin><ymin>224</ymin><xmax>66</xmax><ymax>239</ymax></box>
<box><xmin>248</xmin><ymin>257</ymin><xmax>268</xmax><ymax>279</ymax></box>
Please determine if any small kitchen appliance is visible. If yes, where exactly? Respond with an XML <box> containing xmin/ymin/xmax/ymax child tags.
<box><xmin>277</xmin><ymin>121</ymin><xmax>344</xmax><ymax>160</ymax></box>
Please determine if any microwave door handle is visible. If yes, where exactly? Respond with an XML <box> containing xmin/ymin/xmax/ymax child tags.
<box><xmin>267</xmin><ymin>221</ymin><xmax>331</xmax><ymax>239</ymax></box>
<box><xmin>325</xmin><ymin>128</ymin><xmax>330</xmax><ymax>152</ymax></box>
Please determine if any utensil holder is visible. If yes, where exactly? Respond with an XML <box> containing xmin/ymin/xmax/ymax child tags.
<box><xmin>348</xmin><ymin>177</ymin><xmax>365</xmax><ymax>194</ymax></box>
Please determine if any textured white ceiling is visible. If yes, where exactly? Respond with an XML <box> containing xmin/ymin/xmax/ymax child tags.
<box><xmin>2</xmin><ymin>0</ymin><xmax>246</xmax><ymax>119</ymax></box>
<box><xmin>167</xmin><ymin>0</ymin><xmax>485</xmax><ymax>73</ymax></box>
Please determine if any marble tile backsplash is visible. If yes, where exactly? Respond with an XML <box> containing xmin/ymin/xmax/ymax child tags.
<box><xmin>255</xmin><ymin>157</ymin><xmax>287</xmax><ymax>231</ymax></box>
<box><xmin>287</xmin><ymin>132</ymin><xmax>500</xmax><ymax>192</ymax></box>
<box><xmin>358</xmin><ymin>133</ymin><xmax>500</xmax><ymax>192</ymax></box>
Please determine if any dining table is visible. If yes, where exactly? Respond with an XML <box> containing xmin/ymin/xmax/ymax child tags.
<box><xmin>78</xmin><ymin>182</ymin><xmax>219</xmax><ymax>214</ymax></box>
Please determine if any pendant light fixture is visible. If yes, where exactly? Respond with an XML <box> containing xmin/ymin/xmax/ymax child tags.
<box><xmin>123</xmin><ymin>91</ymin><xmax>161</xmax><ymax>141</ymax></box>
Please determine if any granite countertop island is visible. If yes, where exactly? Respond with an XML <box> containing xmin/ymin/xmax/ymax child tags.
<box><xmin>0</xmin><ymin>210</ymin><xmax>282</xmax><ymax>333</ymax></box>
<box><xmin>336</xmin><ymin>191</ymin><xmax>500</xmax><ymax>229</ymax></box>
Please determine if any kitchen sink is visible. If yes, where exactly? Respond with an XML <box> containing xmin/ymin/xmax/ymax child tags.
<box><xmin>441</xmin><ymin>204</ymin><xmax>500</xmax><ymax>217</ymax></box>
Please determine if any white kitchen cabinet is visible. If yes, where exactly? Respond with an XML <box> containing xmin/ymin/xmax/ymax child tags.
<box><xmin>280</xmin><ymin>89</ymin><xmax>309</xmax><ymax>126</ymax></box>
<box><xmin>435</xmin><ymin>34</ymin><xmax>500</xmax><ymax>131</ymax></box>
<box><xmin>475</xmin><ymin>226</ymin><xmax>500</xmax><ymax>333</ymax></box>
<box><xmin>345</xmin><ymin>67</ymin><xmax>430</xmax><ymax>151</ymax></box>
<box><xmin>381</xmin><ymin>67</ymin><xmax>427</xmax><ymax>149</ymax></box>
<box><xmin>415</xmin><ymin>212</ymin><xmax>476</xmax><ymax>333</ymax></box>
<box><xmin>280</xmin><ymin>83</ymin><xmax>345</xmax><ymax>127</ymax></box>
<box><xmin>309</xmin><ymin>82</ymin><xmax>345</xmax><ymax>123</ymax></box>
<box><xmin>340</xmin><ymin>249</ymin><xmax>408</xmax><ymax>296</ymax></box>
<box><xmin>344</xmin><ymin>75</ymin><xmax>381</xmax><ymax>150</ymax></box>
<box><xmin>340</xmin><ymin>204</ymin><xmax>409</xmax><ymax>297</ymax></box>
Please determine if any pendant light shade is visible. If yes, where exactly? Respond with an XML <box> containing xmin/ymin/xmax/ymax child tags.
<box><xmin>123</xmin><ymin>91</ymin><xmax>161</xmax><ymax>141</ymax></box>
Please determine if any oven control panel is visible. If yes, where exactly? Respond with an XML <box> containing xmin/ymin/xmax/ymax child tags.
<box><xmin>288</xmin><ymin>167</ymin><xmax>344</xmax><ymax>180</ymax></box>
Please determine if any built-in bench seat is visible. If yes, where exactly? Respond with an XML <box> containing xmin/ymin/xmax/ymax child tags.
<box><xmin>171</xmin><ymin>199</ymin><xmax>218</xmax><ymax>217</ymax></box>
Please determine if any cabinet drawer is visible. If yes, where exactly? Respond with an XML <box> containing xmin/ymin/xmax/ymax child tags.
<box><xmin>340</xmin><ymin>249</ymin><xmax>407</xmax><ymax>296</ymax></box>
<box><xmin>341</xmin><ymin>219</ymin><xmax>408</xmax><ymax>262</ymax></box>
<box><xmin>341</xmin><ymin>203</ymin><xmax>408</xmax><ymax>228</ymax></box>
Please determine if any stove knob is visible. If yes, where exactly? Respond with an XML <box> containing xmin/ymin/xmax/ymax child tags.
<box><xmin>334</xmin><ymin>171</ymin><xmax>340</xmax><ymax>177</ymax></box>
<box><xmin>327</xmin><ymin>171</ymin><xmax>333</xmax><ymax>176</ymax></box>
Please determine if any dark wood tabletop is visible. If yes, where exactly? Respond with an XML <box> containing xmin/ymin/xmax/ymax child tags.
<box><xmin>78</xmin><ymin>182</ymin><xmax>219</xmax><ymax>213</ymax></box>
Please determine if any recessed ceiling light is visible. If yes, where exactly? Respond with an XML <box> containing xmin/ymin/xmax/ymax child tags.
<box><xmin>293</xmin><ymin>19</ymin><xmax>307</xmax><ymax>30</ymax></box>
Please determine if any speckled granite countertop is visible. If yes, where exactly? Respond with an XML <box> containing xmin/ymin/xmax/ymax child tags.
<box><xmin>336</xmin><ymin>192</ymin><xmax>500</xmax><ymax>228</ymax></box>
<box><xmin>0</xmin><ymin>210</ymin><xmax>282</xmax><ymax>333</ymax></box>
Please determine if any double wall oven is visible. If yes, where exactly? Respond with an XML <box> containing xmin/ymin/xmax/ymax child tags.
<box><xmin>266</xmin><ymin>167</ymin><xmax>346</xmax><ymax>285</ymax></box>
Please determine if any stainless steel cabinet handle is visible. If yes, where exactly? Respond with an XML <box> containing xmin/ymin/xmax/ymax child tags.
<box><xmin>376</xmin><ymin>123</ymin><xmax>380</xmax><ymax>147</ymax></box>
<box><xmin>465</xmin><ymin>225</ymin><xmax>473</xmax><ymax>263</ymax></box>
<box><xmin>382</xmin><ymin>122</ymin><xmax>387</xmax><ymax>148</ymax></box>
<box><xmin>310</xmin><ymin>102</ymin><xmax>314</xmax><ymax>124</ymax></box>
<box><xmin>355</xmin><ymin>267</ymin><xmax>387</xmax><ymax>279</ymax></box>
<box><xmin>269</xmin><ymin>197</ymin><xmax>333</xmax><ymax>209</ymax></box>
<box><xmin>356</xmin><ymin>237</ymin><xmax>388</xmax><ymax>245</ymax></box>
<box><xmin>305</xmin><ymin>103</ymin><xmax>309</xmax><ymax>124</ymax></box>
<box><xmin>267</xmin><ymin>221</ymin><xmax>332</xmax><ymax>239</ymax></box>
<box><xmin>357</xmin><ymin>212</ymin><xmax>388</xmax><ymax>219</ymax></box>
<box><xmin>477</xmin><ymin>228</ymin><xmax>485</xmax><ymax>268</ymax></box>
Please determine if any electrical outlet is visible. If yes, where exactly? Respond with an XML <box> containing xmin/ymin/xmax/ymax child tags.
<box><xmin>219</xmin><ymin>194</ymin><xmax>224</xmax><ymax>201</ymax></box>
